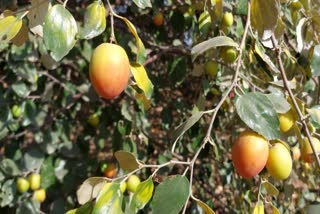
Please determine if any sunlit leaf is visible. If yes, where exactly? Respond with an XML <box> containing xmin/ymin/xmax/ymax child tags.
<box><xmin>196</xmin><ymin>199</ymin><xmax>215</xmax><ymax>214</ymax></box>
<box><xmin>266</xmin><ymin>93</ymin><xmax>291</xmax><ymax>114</ymax></box>
<box><xmin>310</xmin><ymin>44</ymin><xmax>320</xmax><ymax>77</ymax></box>
<box><xmin>66</xmin><ymin>201</ymin><xmax>94</xmax><ymax>214</ymax></box>
<box><xmin>27</xmin><ymin>0</ymin><xmax>49</xmax><ymax>37</ymax></box>
<box><xmin>129</xmin><ymin>177</ymin><xmax>154</xmax><ymax>212</ymax></box>
<box><xmin>133</xmin><ymin>0</ymin><xmax>152</xmax><ymax>9</ymax></box>
<box><xmin>77</xmin><ymin>177</ymin><xmax>107</xmax><ymax>205</ymax></box>
<box><xmin>80</xmin><ymin>0</ymin><xmax>106</xmax><ymax>39</ymax></box>
<box><xmin>262</xmin><ymin>181</ymin><xmax>279</xmax><ymax>196</ymax></box>
<box><xmin>236</xmin><ymin>92</ymin><xmax>280</xmax><ymax>140</ymax></box>
<box><xmin>130</xmin><ymin>63</ymin><xmax>154</xmax><ymax>99</ymax></box>
<box><xmin>254</xmin><ymin>40</ymin><xmax>280</xmax><ymax>74</ymax></box>
<box><xmin>307</xmin><ymin>106</ymin><xmax>320</xmax><ymax>128</ymax></box>
<box><xmin>0</xmin><ymin>16</ymin><xmax>22</xmax><ymax>43</ymax></box>
<box><xmin>151</xmin><ymin>175</ymin><xmax>190</xmax><ymax>214</ymax></box>
<box><xmin>271</xmin><ymin>204</ymin><xmax>281</xmax><ymax>214</ymax></box>
<box><xmin>115</xmin><ymin>151</ymin><xmax>140</xmax><ymax>172</ymax></box>
<box><xmin>253</xmin><ymin>201</ymin><xmax>264</xmax><ymax>214</ymax></box>
<box><xmin>0</xmin><ymin>159</ymin><xmax>20</xmax><ymax>176</ymax></box>
<box><xmin>198</xmin><ymin>11</ymin><xmax>211</xmax><ymax>36</ymax></box>
<box><xmin>191</xmin><ymin>36</ymin><xmax>238</xmax><ymax>61</ymax></box>
<box><xmin>93</xmin><ymin>182</ymin><xmax>123</xmax><ymax>214</ymax></box>
<box><xmin>43</xmin><ymin>4</ymin><xmax>78</xmax><ymax>61</ymax></box>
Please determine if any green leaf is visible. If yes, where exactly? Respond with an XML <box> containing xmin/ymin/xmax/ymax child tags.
<box><xmin>0</xmin><ymin>16</ymin><xmax>22</xmax><ymax>43</ymax></box>
<box><xmin>80</xmin><ymin>1</ymin><xmax>106</xmax><ymax>40</ymax></box>
<box><xmin>0</xmin><ymin>179</ymin><xmax>15</xmax><ymax>207</ymax></box>
<box><xmin>16</xmin><ymin>199</ymin><xmax>39</xmax><ymax>214</ymax></box>
<box><xmin>191</xmin><ymin>36</ymin><xmax>239</xmax><ymax>61</ymax></box>
<box><xmin>171</xmin><ymin>111</ymin><xmax>204</xmax><ymax>141</ymax></box>
<box><xmin>133</xmin><ymin>0</ymin><xmax>152</xmax><ymax>9</ymax></box>
<box><xmin>129</xmin><ymin>177</ymin><xmax>154</xmax><ymax>212</ymax></box>
<box><xmin>66</xmin><ymin>201</ymin><xmax>94</xmax><ymax>214</ymax></box>
<box><xmin>77</xmin><ymin>177</ymin><xmax>107</xmax><ymax>205</ymax></box>
<box><xmin>253</xmin><ymin>201</ymin><xmax>264</xmax><ymax>214</ymax></box>
<box><xmin>262</xmin><ymin>181</ymin><xmax>279</xmax><ymax>196</ymax></box>
<box><xmin>12</xmin><ymin>82</ymin><xmax>30</xmax><ymax>98</ymax></box>
<box><xmin>43</xmin><ymin>5</ymin><xmax>78</xmax><ymax>61</ymax></box>
<box><xmin>235</xmin><ymin>92</ymin><xmax>280</xmax><ymax>140</ymax></box>
<box><xmin>307</xmin><ymin>106</ymin><xmax>320</xmax><ymax>128</ymax></box>
<box><xmin>307</xmin><ymin>204</ymin><xmax>320</xmax><ymax>214</ymax></box>
<box><xmin>237</xmin><ymin>0</ymin><xmax>248</xmax><ymax>15</ymax></box>
<box><xmin>27</xmin><ymin>0</ymin><xmax>49</xmax><ymax>37</ymax></box>
<box><xmin>168</xmin><ymin>57</ymin><xmax>187</xmax><ymax>84</ymax></box>
<box><xmin>196</xmin><ymin>199</ymin><xmax>215</xmax><ymax>214</ymax></box>
<box><xmin>254</xmin><ymin>40</ymin><xmax>280</xmax><ymax>74</ymax></box>
<box><xmin>0</xmin><ymin>159</ymin><xmax>20</xmax><ymax>176</ymax></box>
<box><xmin>151</xmin><ymin>175</ymin><xmax>190</xmax><ymax>214</ymax></box>
<box><xmin>310</xmin><ymin>45</ymin><xmax>320</xmax><ymax>77</ymax></box>
<box><xmin>251</xmin><ymin>0</ymin><xmax>280</xmax><ymax>39</ymax></box>
<box><xmin>114</xmin><ymin>151</ymin><xmax>140</xmax><ymax>172</ymax></box>
<box><xmin>266</xmin><ymin>93</ymin><xmax>291</xmax><ymax>114</ymax></box>
<box><xmin>23</xmin><ymin>148</ymin><xmax>45</xmax><ymax>171</ymax></box>
<box><xmin>92</xmin><ymin>182</ymin><xmax>123</xmax><ymax>214</ymax></box>
<box><xmin>130</xmin><ymin>63</ymin><xmax>154</xmax><ymax>99</ymax></box>
<box><xmin>40</xmin><ymin>156</ymin><xmax>56</xmax><ymax>189</ymax></box>
<box><xmin>198</xmin><ymin>11</ymin><xmax>211</xmax><ymax>36</ymax></box>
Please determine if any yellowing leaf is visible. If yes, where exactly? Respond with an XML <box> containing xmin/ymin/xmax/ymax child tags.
<box><xmin>27</xmin><ymin>0</ymin><xmax>50</xmax><ymax>37</ymax></box>
<box><xmin>196</xmin><ymin>199</ymin><xmax>215</xmax><ymax>214</ymax></box>
<box><xmin>76</xmin><ymin>177</ymin><xmax>107</xmax><ymax>205</ymax></box>
<box><xmin>11</xmin><ymin>21</ymin><xmax>29</xmax><ymax>46</ymax></box>
<box><xmin>129</xmin><ymin>177</ymin><xmax>154</xmax><ymax>212</ymax></box>
<box><xmin>262</xmin><ymin>181</ymin><xmax>279</xmax><ymax>196</ymax></box>
<box><xmin>135</xmin><ymin>92</ymin><xmax>151</xmax><ymax>110</ymax></box>
<box><xmin>253</xmin><ymin>201</ymin><xmax>264</xmax><ymax>214</ymax></box>
<box><xmin>130</xmin><ymin>63</ymin><xmax>154</xmax><ymax>99</ymax></box>
<box><xmin>271</xmin><ymin>204</ymin><xmax>281</xmax><ymax>214</ymax></box>
<box><xmin>0</xmin><ymin>16</ymin><xmax>22</xmax><ymax>43</ymax></box>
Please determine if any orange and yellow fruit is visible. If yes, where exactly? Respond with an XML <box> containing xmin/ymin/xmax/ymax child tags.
<box><xmin>153</xmin><ymin>12</ymin><xmax>164</xmax><ymax>26</ymax></box>
<box><xmin>232</xmin><ymin>130</ymin><xmax>269</xmax><ymax>178</ymax></box>
<box><xmin>301</xmin><ymin>137</ymin><xmax>320</xmax><ymax>163</ymax></box>
<box><xmin>90</xmin><ymin>43</ymin><xmax>130</xmax><ymax>99</ymax></box>
<box><xmin>104</xmin><ymin>163</ymin><xmax>117</xmax><ymax>178</ymax></box>
<box><xmin>278</xmin><ymin>110</ymin><xmax>295</xmax><ymax>133</ymax></box>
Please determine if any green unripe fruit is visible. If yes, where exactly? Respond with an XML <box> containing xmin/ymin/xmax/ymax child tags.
<box><xmin>205</xmin><ymin>61</ymin><xmax>218</xmax><ymax>77</ymax></box>
<box><xmin>11</xmin><ymin>105</ymin><xmax>22</xmax><ymax>118</ymax></box>
<box><xmin>127</xmin><ymin>175</ymin><xmax>141</xmax><ymax>193</ymax></box>
<box><xmin>120</xmin><ymin>182</ymin><xmax>127</xmax><ymax>193</ymax></box>
<box><xmin>16</xmin><ymin>178</ymin><xmax>30</xmax><ymax>193</ymax></box>
<box><xmin>100</xmin><ymin>163</ymin><xmax>108</xmax><ymax>174</ymax></box>
<box><xmin>290</xmin><ymin>1</ymin><xmax>303</xmax><ymax>10</ymax></box>
<box><xmin>221</xmin><ymin>47</ymin><xmax>238</xmax><ymax>64</ymax></box>
<box><xmin>28</xmin><ymin>173</ymin><xmax>41</xmax><ymax>190</ymax></box>
<box><xmin>88</xmin><ymin>113</ymin><xmax>100</xmax><ymax>127</ymax></box>
<box><xmin>222</xmin><ymin>12</ymin><xmax>233</xmax><ymax>27</ymax></box>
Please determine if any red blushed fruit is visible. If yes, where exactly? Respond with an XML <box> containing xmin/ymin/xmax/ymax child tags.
<box><xmin>232</xmin><ymin>130</ymin><xmax>269</xmax><ymax>178</ymax></box>
<box><xmin>89</xmin><ymin>43</ymin><xmax>130</xmax><ymax>99</ymax></box>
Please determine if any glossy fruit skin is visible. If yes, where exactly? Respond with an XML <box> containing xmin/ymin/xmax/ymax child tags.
<box><xmin>16</xmin><ymin>178</ymin><xmax>30</xmax><ymax>193</ymax></box>
<box><xmin>104</xmin><ymin>163</ymin><xmax>117</xmax><ymax>178</ymax></box>
<box><xmin>232</xmin><ymin>130</ymin><xmax>269</xmax><ymax>178</ymax></box>
<box><xmin>28</xmin><ymin>173</ymin><xmax>41</xmax><ymax>190</ymax></box>
<box><xmin>221</xmin><ymin>47</ymin><xmax>238</xmax><ymax>64</ymax></box>
<box><xmin>120</xmin><ymin>182</ymin><xmax>127</xmax><ymax>193</ymax></box>
<box><xmin>301</xmin><ymin>137</ymin><xmax>320</xmax><ymax>163</ymax></box>
<box><xmin>33</xmin><ymin>188</ymin><xmax>46</xmax><ymax>203</ymax></box>
<box><xmin>90</xmin><ymin>43</ymin><xmax>130</xmax><ymax>99</ymax></box>
<box><xmin>153</xmin><ymin>12</ymin><xmax>164</xmax><ymax>26</ymax></box>
<box><xmin>278</xmin><ymin>110</ymin><xmax>294</xmax><ymax>133</ymax></box>
<box><xmin>88</xmin><ymin>113</ymin><xmax>100</xmax><ymax>127</ymax></box>
<box><xmin>292</xmin><ymin>146</ymin><xmax>301</xmax><ymax>160</ymax></box>
<box><xmin>222</xmin><ymin>12</ymin><xmax>233</xmax><ymax>27</ymax></box>
<box><xmin>127</xmin><ymin>175</ymin><xmax>141</xmax><ymax>193</ymax></box>
<box><xmin>266</xmin><ymin>143</ymin><xmax>292</xmax><ymax>180</ymax></box>
<box><xmin>205</xmin><ymin>61</ymin><xmax>218</xmax><ymax>77</ymax></box>
<box><xmin>11</xmin><ymin>105</ymin><xmax>22</xmax><ymax>118</ymax></box>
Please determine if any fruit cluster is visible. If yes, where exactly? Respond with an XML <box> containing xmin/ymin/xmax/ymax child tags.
<box><xmin>16</xmin><ymin>173</ymin><xmax>46</xmax><ymax>203</ymax></box>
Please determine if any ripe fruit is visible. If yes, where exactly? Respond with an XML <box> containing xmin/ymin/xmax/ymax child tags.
<box><xmin>89</xmin><ymin>43</ymin><xmax>130</xmax><ymax>99</ymax></box>
<box><xmin>16</xmin><ymin>178</ymin><xmax>30</xmax><ymax>193</ymax></box>
<box><xmin>11</xmin><ymin>105</ymin><xmax>22</xmax><ymax>118</ymax></box>
<box><xmin>205</xmin><ymin>61</ymin><xmax>218</xmax><ymax>77</ymax></box>
<box><xmin>120</xmin><ymin>182</ymin><xmax>127</xmax><ymax>193</ymax></box>
<box><xmin>153</xmin><ymin>12</ymin><xmax>164</xmax><ymax>26</ymax></box>
<box><xmin>301</xmin><ymin>137</ymin><xmax>320</xmax><ymax>163</ymax></box>
<box><xmin>28</xmin><ymin>173</ymin><xmax>41</xmax><ymax>190</ymax></box>
<box><xmin>266</xmin><ymin>143</ymin><xmax>292</xmax><ymax>180</ymax></box>
<box><xmin>104</xmin><ymin>163</ymin><xmax>117</xmax><ymax>178</ymax></box>
<box><xmin>220</xmin><ymin>47</ymin><xmax>238</xmax><ymax>64</ymax></box>
<box><xmin>88</xmin><ymin>113</ymin><xmax>100</xmax><ymax>127</ymax></box>
<box><xmin>33</xmin><ymin>188</ymin><xmax>46</xmax><ymax>203</ymax></box>
<box><xmin>292</xmin><ymin>146</ymin><xmax>301</xmax><ymax>160</ymax></box>
<box><xmin>222</xmin><ymin>12</ymin><xmax>233</xmax><ymax>27</ymax></box>
<box><xmin>232</xmin><ymin>130</ymin><xmax>269</xmax><ymax>178</ymax></box>
<box><xmin>278</xmin><ymin>110</ymin><xmax>294</xmax><ymax>133</ymax></box>
<box><xmin>127</xmin><ymin>175</ymin><xmax>141</xmax><ymax>193</ymax></box>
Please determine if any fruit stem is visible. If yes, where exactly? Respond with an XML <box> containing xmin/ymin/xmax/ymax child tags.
<box><xmin>271</xmin><ymin>35</ymin><xmax>320</xmax><ymax>168</ymax></box>
<box><xmin>63</xmin><ymin>0</ymin><xmax>69</xmax><ymax>8</ymax></box>
<box><xmin>106</xmin><ymin>0</ymin><xmax>117</xmax><ymax>43</ymax></box>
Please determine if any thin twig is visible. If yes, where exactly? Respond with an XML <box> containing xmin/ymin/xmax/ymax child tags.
<box><xmin>271</xmin><ymin>35</ymin><xmax>320</xmax><ymax>168</ymax></box>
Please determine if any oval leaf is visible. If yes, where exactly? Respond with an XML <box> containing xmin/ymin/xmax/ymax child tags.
<box><xmin>43</xmin><ymin>5</ymin><xmax>78</xmax><ymax>61</ymax></box>
<box><xmin>310</xmin><ymin>44</ymin><xmax>320</xmax><ymax>77</ymax></box>
<box><xmin>114</xmin><ymin>151</ymin><xmax>140</xmax><ymax>172</ymax></box>
<box><xmin>151</xmin><ymin>175</ymin><xmax>190</xmax><ymax>214</ymax></box>
<box><xmin>191</xmin><ymin>36</ymin><xmax>239</xmax><ymax>61</ymax></box>
<box><xmin>307</xmin><ymin>106</ymin><xmax>320</xmax><ymax>128</ymax></box>
<box><xmin>0</xmin><ymin>16</ymin><xmax>22</xmax><ymax>43</ymax></box>
<box><xmin>129</xmin><ymin>177</ymin><xmax>154</xmax><ymax>212</ymax></box>
<box><xmin>196</xmin><ymin>199</ymin><xmax>215</xmax><ymax>214</ymax></box>
<box><xmin>262</xmin><ymin>181</ymin><xmax>279</xmax><ymax>196</ymax></box>
<box><xmin>130</xmin><ymin>63</ymin><xmax>154</xmax><ymax>99</ymax></box>
<box><xmin>93</xmin><ymin>182</ymin><xmax>123</xmax><ymax>214</ymax></box>
<box><xmin>77</xmin><ymin>177</ymin><xmax>107</xmax><ymax>205</ymax></box>
<box><xmin>253</xmin><ymin>201</ymin><xmax>264</xmax><ymax>214</ymax></box>
<box><xmin>251</xmin><ymin>0</ymin><xmax>279</xmax><ymax>39</ymax></box>
<box><xmin>133</xmin><ymin>0</ymin><xmax>152</xmax><ymax>9</ymax></box>
<box><xmin>266</xmin><ymin>93</ymin><xmax>291</xmax><ymax>114</ymax></box>
<box><xmin>66</xmin><ymin>201</ymin><xmax>94</xmax><ymax>214</ymax></box>
<box><xmin>198</xmin><ymin>11</ymin><xmax>211</xmax><ymax>36</ymax></box>
<box><xmin>80</xmin><ymin>0</ymin><xmax>106</xmax><ymax>40</ymax></box>
<box><xmin>235</xmin><ymin>92</ymin><xmax>280</xmax><ymax>140</ymax></box>
<box><xmin>27</xmin><ymin>0</ymin><xmax>49</xmax><ymax>37</ymax></box>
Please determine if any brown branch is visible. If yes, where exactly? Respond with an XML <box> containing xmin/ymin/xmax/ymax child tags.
<box><xmin>271</xmin><ymin>35</ymin><xmax>320</xmax><ymax>168</ymax></box>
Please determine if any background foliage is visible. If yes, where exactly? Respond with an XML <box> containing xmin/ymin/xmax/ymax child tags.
<box><xmin>0</xmin><ymin>0</ymin><xmax>320</xmax><ymax>213</ymax></box>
